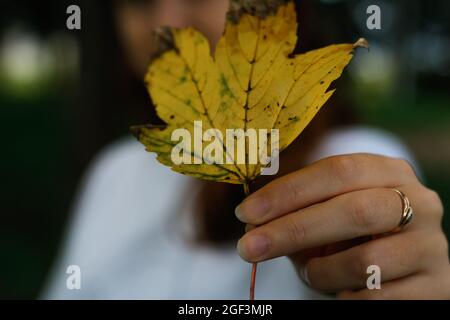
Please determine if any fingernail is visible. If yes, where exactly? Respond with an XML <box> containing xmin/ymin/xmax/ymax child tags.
<box><xmin>235</xmin><ymin>196</ymin><xmax>269</xmax><ymax>223</ymax></box>
<box><xmin>299</xmin><ymin>266</ymin><xmax>311</xmax><ymax>286</ymax></box>
<box><xmin>237</xmin><ymin>234</ymin><xmax>270</xmax><ymax>261</ymax></box>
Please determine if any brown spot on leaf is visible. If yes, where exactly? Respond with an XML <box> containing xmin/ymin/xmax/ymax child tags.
<box><xmin>227</xmin><ymin>0</ymin><xmax>289</xmax><ymax>23</ymax></box>
<box><xmin>150</xmin><ymin>27</ymin><xmax>176</xmax><ymax>61</ymax></box>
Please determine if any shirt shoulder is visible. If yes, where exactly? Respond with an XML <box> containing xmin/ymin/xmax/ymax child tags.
<box><xmin>307</xmin><ymin>126</ymin><xmax>420</xmax><ymax>174</ymax></box>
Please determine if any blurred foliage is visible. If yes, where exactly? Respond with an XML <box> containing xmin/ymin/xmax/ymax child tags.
<box><xmin>0</xmin><ymin>0</ymin><xmax>449</xmax><ymax>299</ymax></box>
<box><xmin>357</xmin><ymin>92</ymin><xmax>450</xmax><ymax>236</ymax></box>
<box><xmin>0</xmin><ymin>93</ymin><xmax>75</xmax><ymax>299</ymax></box>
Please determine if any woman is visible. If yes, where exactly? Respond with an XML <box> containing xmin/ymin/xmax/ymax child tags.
<box><xmin>44</xmin><ymin>0</ymin><xmax>449</xmax><ymax>299</ymax></box>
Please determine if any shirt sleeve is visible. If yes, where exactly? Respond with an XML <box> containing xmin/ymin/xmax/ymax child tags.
<box><xmin>41</xmin><ymin>138</ymin><xmax>147</xmax><ymax>299</ymax></box>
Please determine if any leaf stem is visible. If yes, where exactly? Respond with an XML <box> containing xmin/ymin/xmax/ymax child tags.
<box><xmin>250</xmin><ymin>262</ymin><xmax>257</xmax><ymax>301</ymax></box>
<box><xmin>243</xmin><ymin>182</ymin><xmax>257</xmax><ymax>301</ymax></box>
<box><xmin>243</xmin><ymin>182</ymin><xmax>250</xmax><ymax>196</ymax></box>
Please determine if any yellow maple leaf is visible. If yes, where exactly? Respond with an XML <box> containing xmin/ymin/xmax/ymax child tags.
<box><xmin>131</xmin><ymin>0</ymin><xmax>368</xmax><ymax>186</ymax></box>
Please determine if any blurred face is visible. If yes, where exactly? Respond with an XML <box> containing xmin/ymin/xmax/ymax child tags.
<box><xmin>115</xmin><ymin>0</ymin><xmax>229</xmax><ymax>77</ymax></box>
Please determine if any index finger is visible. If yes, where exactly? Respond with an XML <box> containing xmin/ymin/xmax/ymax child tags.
<box><xmin>235</xmin><ymin>153</ymin><xmax>416</xmax><ymax>225</ymax></box>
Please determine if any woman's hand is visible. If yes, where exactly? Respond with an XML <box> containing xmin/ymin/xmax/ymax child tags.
<box><xmin>235</xmin><ymin>153</ymin><xmax>450</xmax><ymax>299</ymax></box>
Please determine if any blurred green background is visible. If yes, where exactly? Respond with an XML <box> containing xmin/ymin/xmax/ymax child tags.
<box><xmin>1</xmin><ymin>0</ymin><xmax>449</xmax><ymax>299</ymax></box>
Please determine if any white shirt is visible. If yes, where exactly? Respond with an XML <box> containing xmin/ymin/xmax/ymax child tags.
<box><xmin>43</xmin><ymin>126</ymin><xmax>418</xmax><ymax>299</ymax></box>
